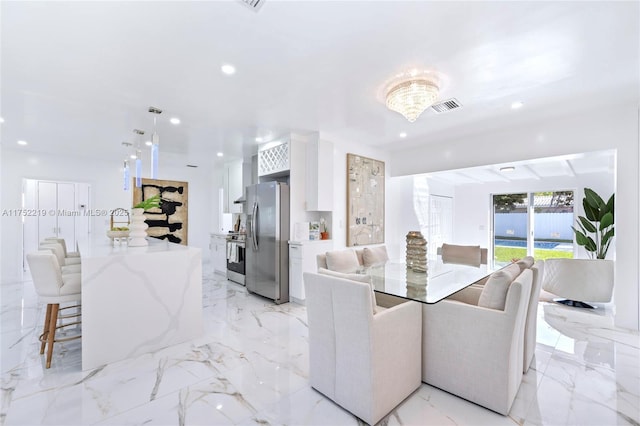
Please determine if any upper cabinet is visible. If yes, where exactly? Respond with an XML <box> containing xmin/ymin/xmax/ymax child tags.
<box><xmin>258</xmin><ymin>141</ymin><xmax>290</xmax><ymax>178</ymax></box>
<box><xmin>223</xmin><ymin>160</ymin><xmax>243</xmax><ymax>213</ymax></box>
<box><xmin>306</xmin><ymin>139</ymin><xmax>334</xmax><ymax>211</ymax></box>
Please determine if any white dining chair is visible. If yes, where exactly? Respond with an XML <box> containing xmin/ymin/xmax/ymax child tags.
<box><xmin>304</xmin><ymin>272</ymin><xmax>421</xmax><ymax>425</ymax></box>
<box><xmin>27</xmin><ymin>251</ymin><xmax>82</xmax><ymax>368</ymax></box>
<box><xmin>422</xmin><ymin>268</ymin><xmax>532</xmax><ymax>415</ymax></box>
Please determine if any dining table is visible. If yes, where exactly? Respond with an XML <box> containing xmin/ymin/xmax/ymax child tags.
<box><xmin>361</xmin><ymin>257</ymin><xmax>493</xmax><ymax>304</ymax></box>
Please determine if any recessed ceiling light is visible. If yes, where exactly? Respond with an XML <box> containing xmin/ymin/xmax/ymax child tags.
<box><xmin>221</xmin><ymin>64</ymin><xmax>236</xmax><ymax>75</ymax></box>
<box><xmin>217</xmin><ymin>152</ymin><xmax>224</xmax><ymax>157</ymax></box>
<box><xmin>399</xmin><ymin>132</ymin><xmax>407</xmax><ymax>138</ymax></box>
<box><xmin>511</xmin><ymin>101</ymin><xmax>524</xmax><ymax>110</ymax></box>
<box><xmin>0</xmin><ymin>117</ymin><xmax>5</xmax><ymax>123</ymax></box>
<box><xmin>145</xmin><ymin>140</ymin><xmax>153</xmax><ymax>146</ymax></box>
<box><xmin>500</xmin><ymin>166</ymin><xmax>516</xmax><ymax>172</ymax></box>
<box><xmin>170</xmin><ymin>117</ymin><xmax>181</xmax><ymax>125</ymax></box>
<box><xmin>130</xmin><ymin>154</ymin><xmax>137</xmax><ymax>159</ymax></box>
<box><xmin>255</xmin><ymin>137</ymin><xmax>263</xmax><ymax>143</ymax></box>
<box><xmin>17</xmin><ymin>140</ymin><xmax>27</xmax><ymax>146</ymax></box>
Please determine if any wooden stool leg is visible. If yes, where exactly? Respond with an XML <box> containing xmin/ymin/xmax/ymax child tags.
<box><xmin>40</xmin><ymin>304</ymin><xmax>52</xmax><ymax>354</ymax></box>
<box><xmin>45</xmin><ymin>304</ymin><xmax>59</xmax><ymax>369</ymax></box>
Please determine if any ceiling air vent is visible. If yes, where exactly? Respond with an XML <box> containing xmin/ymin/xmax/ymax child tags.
<box><xmin>431</xmin><ymin>98</ymin><xmax>462</xmax><ymax>114</ymax></box>
<box><xmin>238</xmin><ymin>0</ymin><xmax>265</xmax><ymax>11</ymax></box>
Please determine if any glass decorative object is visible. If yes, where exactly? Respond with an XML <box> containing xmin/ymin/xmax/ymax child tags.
<box><xmin>406</xmin><ymin>231</ymin><xmax>427</xmax><ymax>273</ymax></box>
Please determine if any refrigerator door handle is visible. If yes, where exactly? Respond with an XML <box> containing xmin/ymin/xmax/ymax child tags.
<box><xmin>251</xmin><ymin>201</ymin><xmax>258</xmax><ymax>251</ymax></box>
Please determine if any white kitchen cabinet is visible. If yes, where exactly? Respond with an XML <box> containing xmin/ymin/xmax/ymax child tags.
<box><xmin>288</xmin><ymin>240</ymin><xmax>333</xmax><ymax>303</ymax></box>
<box><xmin>223</xmin><ymin>160</ymin><xmax>243</xmax><ymax>213</ymax></box>
<box><xmin>305</xmin><ymin>139</ymin><xmax>333</xmax><ymax>211</ymax></box>
<box><xmin>211</xmin><ymin>234</ymin><xmax>228</xmax><ymax>276</ymax></box>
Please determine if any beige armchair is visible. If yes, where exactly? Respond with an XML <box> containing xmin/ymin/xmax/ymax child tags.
<box><xmin>524</xmin><ymin>260</ymin><xmax>544</xmax><ymax>372</ymax></box>
<box><xmin>422</xmin><ymin>269</ymin><xmax>533</xmax><ymax>415</ymax></box>
<box><xmin>316</xmin><ymin>248</ymin><xmax>365</xmax><ymax>271</ymax></box>
<box><xmin>304</xmin><ymin>272</ymin><xmax>422</xmax><ymax>425</ymax></box>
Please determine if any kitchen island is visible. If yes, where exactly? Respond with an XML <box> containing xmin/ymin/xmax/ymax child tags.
<box><xmin>79</xmin><ymin>238</ymin><xmax>202</xmax><ymax>370</ymax></box>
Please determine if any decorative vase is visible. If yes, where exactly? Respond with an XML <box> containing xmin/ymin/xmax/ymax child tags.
<box><xmin>406</xmin><ymin>231</ymin><xmax>427</xmax><ymax>273</ymax></box>
<box><xmin>128</xmin><ymin>208</ymin><xmax>149</xmax><ymax>247</ymax></box>
<box><xmin>320</xmin><ymin>231</ymin><xmax>329</xmax><ymax>240</ymax></box>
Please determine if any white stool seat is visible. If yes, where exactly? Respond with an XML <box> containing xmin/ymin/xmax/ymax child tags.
<box><xmin>27</xmin><ymin>251</ymin><xmax>82</xmax><ymax>368</ymax></box>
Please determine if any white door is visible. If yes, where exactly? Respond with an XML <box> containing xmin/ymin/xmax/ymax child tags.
<box><xmin>37</xmin><ymin>181</ymin><xmax>58</xmax><ymax>239</ymax></box>
<box><xmin>56</xmin><ymin>183</ymin><xmax>76</xmax><ymax>246</ymax></box>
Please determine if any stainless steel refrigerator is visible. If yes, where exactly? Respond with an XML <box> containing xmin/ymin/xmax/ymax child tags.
<box><xmin>245</xmin><ymin>182</ymin><xmax>290</xmax><ymax>304</ymax></box>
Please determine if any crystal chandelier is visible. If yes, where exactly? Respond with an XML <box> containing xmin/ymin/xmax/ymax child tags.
<box><xmin>382</xmin><ymin>70</ymin><xmax>441</xmax><ymax>122</ymax></box>
<box><xmin>386</xmin><ymin>80</ymin><xmax>439</xmax><ymax>122</ymax></box>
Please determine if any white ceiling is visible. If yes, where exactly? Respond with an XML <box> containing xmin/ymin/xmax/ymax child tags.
<box><xmin>424</xmin><ymin>150</ymin><xmax>615</xmax><ymax>186</ymax></box>
<box><xmin>1</xmin><ymin>1</ymin><xmax>638</xmax><ymax>168</ymax></box>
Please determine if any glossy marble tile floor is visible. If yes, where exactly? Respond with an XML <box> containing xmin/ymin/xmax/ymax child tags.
<box><xmin>1</xmin><ymin>265</ymin><xmax>639</xmax><ymax>426</ymax></box>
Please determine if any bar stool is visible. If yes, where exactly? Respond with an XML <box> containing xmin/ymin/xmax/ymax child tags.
<box><xmin>39</xmin><ymin>242</ymin><xmax>81</xmax><ymax>273</ymax></box>
<box><xmin>43</xmin><ymin>237</ymin><xmax>80</xmax><ymax>258</ymax></box>
<box><xmin>26</xmin><ymin>251</ymin><xmax>82</xmax><ymax>369</ymax></box>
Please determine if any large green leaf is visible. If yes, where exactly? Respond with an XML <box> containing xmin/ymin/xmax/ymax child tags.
<box><xmin>602</xmin><ymin>227</ymin><xmax>615</xmax><ymax>246</ymax></box>
<box><xmin>578</xmin><ymin>216</ymin><xmax>597</xmax><ymax>233</ymax></box>
<box><xmin>582</xmin><ymin>198</ymin><xmax>599</xmax><ymax>222</ymax></box>
<box><xmin>606</xmin><ymin>193</ymin><xmax>615</xmax><ymax>216</ymax></box>
<box><xmin>584</xmin><ymin>236</ymin><xmax>597</xmax><ymax>252</ymax></box>
<box><xmin>572</xmin><ymin>227</ymin><xmax>589</xmax><ymax>247</ymax></box>
<box><xmin>584</xmin><ymin>188</ymin><xmax>605</xmax><ymax>210</ymax></box>
<box><xmin>599</xmin><ymin>212</ymin><xmax>614</xmax><ymax>231</ymax></box>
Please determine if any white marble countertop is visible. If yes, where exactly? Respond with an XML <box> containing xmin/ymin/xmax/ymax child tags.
<box><xmin>288</xmin><ymin>239</ymin><xmax>333</xmax><ymax>245</ymax></box>
<box><xmin>79</xmin><ymin>237</ymin><xmax>192</xmax><ymax>258</ymax></box>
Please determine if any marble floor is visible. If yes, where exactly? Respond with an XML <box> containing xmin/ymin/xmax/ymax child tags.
<box><xmin>1</xmin><ymin>265</ymin><xmax>639</xmax><ymax>426</ymax></box>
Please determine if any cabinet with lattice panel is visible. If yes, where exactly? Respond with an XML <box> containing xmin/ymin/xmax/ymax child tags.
<box><xmin>258</xmin><ymin>142</ymin><xmax>289</xmax><ymax>176</ymax></box>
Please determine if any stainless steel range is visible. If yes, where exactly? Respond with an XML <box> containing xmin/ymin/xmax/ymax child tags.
<box><xmin>226</xmin><ymin>233</ymin><xmax>246</xmax><ymax>285</ymax></box>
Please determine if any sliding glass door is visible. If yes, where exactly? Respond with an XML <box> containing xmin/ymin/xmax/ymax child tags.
<box><xmin>492</xmin><ymin>191</ymin><xmax>574</xmax><ymax>267</ymax></box>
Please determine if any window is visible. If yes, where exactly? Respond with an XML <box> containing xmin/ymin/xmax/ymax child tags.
<box><xmin>492</xmin><ymin>191</ymin><xmax>574</xmax><ymax>267</ymax></box>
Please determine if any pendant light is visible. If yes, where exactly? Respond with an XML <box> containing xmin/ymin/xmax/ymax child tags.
<box><xmin>133</xmin><ymin>129</ymin><xmax>145</xmax><ymax>188</ymax></box>
<box><xmin>122</xmin><ymin>142</ymin><xmax>133</xmax><ymax>191</ymax></box>
<box><xmin>148</xmin><ymin>106</ymin><xmax>162</xmax><ymax>179</ymax></box>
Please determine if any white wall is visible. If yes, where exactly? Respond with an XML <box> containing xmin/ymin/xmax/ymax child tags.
<box><xmin>1</xmin><ymin>148</ymin><xmax>216</xmax><ymax>282</ymax></box>
<box><xmin>390</xmin><ymin>104</ymin><xmax>639</xmax><ymax>330</ymax></box>
<box><xmin>324</xmin><ymin>137</ymin><xmax>390</xmax><ymax>252</ymax></box>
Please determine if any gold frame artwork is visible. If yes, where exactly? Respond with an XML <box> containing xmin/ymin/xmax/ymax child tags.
<box><xmin>133</xmin><ymin>178</ymin><xmax>189</xmax><ymax>245</ymax></box>
<box><xmin>346</xmin><ymin>153</ymin><xmax>385</xmax><ymax>246</ymax></box>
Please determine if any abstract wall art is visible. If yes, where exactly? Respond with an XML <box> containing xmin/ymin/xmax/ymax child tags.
<box><xmin>133</xmin><ymin>178</ymin><xmax>188</xmax><ymax>245</ymax></box>
<box><xmin>346</xmin><ymin>153</ymin><xmax>385</xmax><ymax>246</ymax></box>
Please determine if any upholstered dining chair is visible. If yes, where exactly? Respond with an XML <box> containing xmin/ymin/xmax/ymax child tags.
<box><xmin>27</xmin><ymin>251</ymin><xmax>82</xmax><ymax>368</ymax></box>
<box><xmin>422</xmin><ymin>268</ymin><xmax>533</xmax><ymax>415</ymax></box>
<box><xmin>524</xmin><ymin>260</ymin><xmax>544</xmax><ymax>372</ymax></box>
<box><xmin>316</xmin><ymin>248</ymin><xmax>364</xmax><ymax>272</ymax></box>
<box><xmin>304</xmin><ymin>272</ymin><xmax>421</xmax><ymax>425</ymax></box>
<box><xmin>440</xmin><ymin>243</ymin><xmax>482</xmax><ymax>266</ymax></box>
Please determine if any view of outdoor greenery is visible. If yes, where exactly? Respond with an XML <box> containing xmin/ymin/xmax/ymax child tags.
<box><xmin>493</xmin><ymin>191</ymin><xmax>574</xmax><ymax>264</ymax></box>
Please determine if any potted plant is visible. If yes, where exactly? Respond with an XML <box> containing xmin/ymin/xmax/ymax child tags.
<box><xmin>320</xmin><ymin>217</ymin><xmax>329</xmax><ymax>240</ymax></box>
<box><xmin>133</xmin><ymin>194</ymin><xmax>161</xmax><ymax>212</ymax></box>
<box><xmin>129</xmin><ymin>195</ymin><xmax>161</xmax><ymax>247</ymax></box>
<box><xmin>550</xmin><ymin>188</ymin><xmax>615</xmax><ymax>308</ymax></box>
<box><xmin>571</xmin><ymin>188</ymin><xmax>614</xmax><ymax>259</ymax></box>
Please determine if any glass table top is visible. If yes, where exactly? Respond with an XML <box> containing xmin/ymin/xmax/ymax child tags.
<box><xmin>361</xmin><ymin>258</ymin><xmax>492</xmax><ymax>304</ymax></box>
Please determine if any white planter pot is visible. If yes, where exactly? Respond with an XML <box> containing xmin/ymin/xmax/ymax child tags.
<box><xmin>128</xmin><ymin>207</ymin><xmax>149</xmax><ymax>247</ymax></box>
<box><xmin>542</xmin><ymin>259</ymin><xmax>614</xmax><ymax>303</ymax></box>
